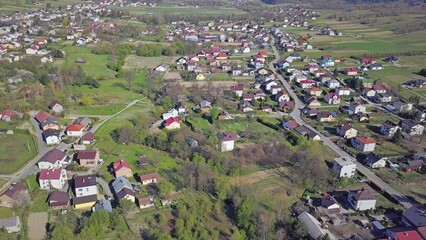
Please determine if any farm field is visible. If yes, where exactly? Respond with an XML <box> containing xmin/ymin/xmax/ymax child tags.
<box><xmin>124</xmin><ymin>55</ymin><xmax>175</xmax><ymax>69</ymax></box>
<box><xmin>0</xmin><ymin>133</ymin><xmax>38</xmax><ymax>174</ymax></box>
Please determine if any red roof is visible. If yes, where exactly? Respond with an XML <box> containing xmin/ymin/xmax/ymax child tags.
<box><xmin>309</xmin><ymin>87</ymin><xmax>321</xmax><ymax>92</ymax></box>
<box><xmin>67</xmin><ymin>124</ymin><xmax>85</xmax><ymax>132</ymax></box>
<box><xmin>345</xmin><ymin>68</ymin><xmax>358</xmax><ymax>72</ymax></box>
<box><xmin>216</xmin><ymin>53</ymin><xmax>228</xmax><ymax>58</ymax></box>
<box><xmin>300</xmin><ymin>80</ymin><xmax>316</xmax><ymax>84</ymax></box>
<box><xmin>165</xmin><ymin>117</ymin><xmax>180</xmax><ymax>126</ymax></box>
<box><xmin>35</xmin><ymin>111</ymin><xmax>56</xmax><ymax>123</ymax></box>
<box><xmin>113</xmin><ymin>159</ymin><xmax>131</xmax><ymax>172</ymax></box>
<box><xmin>355</xmin><ymin>136</ymin><xmax>376</xmax><ymax>144</ymax></box>
<box><xmin>230</xmin><ymin>85</ymin><xmax>244</xmax><ymax>91</ymax></box>
<box><xmin>286</xmin><ymin>120</ymin><xmax>299</xmax><ymax>129</ymax></box>
<box><xmin>76</xmin><ymin>150</ymin><xmax>98</xmax><ymax>160</ymax></box>
<box><xmin>0</xmin><ymin>109</ymin><xmax>16</xmax><ymax>117</ymax></box>
<box><xmin>140</xmin><ymin>172</ymin><xmax>159</xmax><ymax>182</ymax></box>
<box><xmin>394</xmin><ymin>230</ymin><xmax>423</xmax><ymax>240</ymax></box>
<box><xmin>39</xmin><ymin>169</ymin><xmax>63</xmax><ymax>180</ymax></box>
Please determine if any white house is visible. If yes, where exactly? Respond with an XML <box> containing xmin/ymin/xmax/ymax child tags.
<box><xmin>337</xmin><ymin>123</ymin><xmax>357</xmax><ymax>139</ymax></box>
<box><xmin>347</xmin><ymin>189</ymin><xmax>376</xmax><ymax>211</ymax></box>
<box><xmin>326</xmin><ymin>79</ymin><xmax>340</xmax><ymax>89</ymax></box>
<box><xmin>39</xmin><ymin>169</ymin><xmax>67</xmax><ymax>190</ymax></box>
<box><xmin>332</xmin><ymin>157</ymin><xmax>356</xmax><ymax>178</ymax></box>
<box><xmin>324</xmin><ymin>93</ymin><xmax>341</xmax><ymax>105</ymax></box>
<box><xmin>74</xmin><ymin>174</ymin><xmax>98</xmax><ymax>197</ymax></box>
<box><xmin>399</xmin><ymin>119</ymin><xmax>425</xmax><ymax>136</ymax></box>
<box><xmin>42</xmin><ymin>130</ymin><xmax>61</xmax><ymax>145</ymax></box>
<box><xmin>25</xmin><ymin>46</ymin><xmax>38</xmax><ymax>55</ymax></box>
<box><xmin>217</xmin><ymin>132</ymin><xmax>238</xmax><ymax>152</ymax></box>
<box><xmin>49</xmin><ymin>101</ymin><xmax>64</xmax><ymax>113</ymax></box>
<box><xmin>365</xmin><ymin>152</ymin><xmax>387</xmax><ymax>169</ymax></box>
<box><xmin>37</xmin><ymin>149</ymin><xmax>68</xmax><ymax>169</ymax></box>
<box><xmin>162</xmin><ymin>109</ymin><xmax>179</xmax><ymax>120</ymax></box>
<box><xmin>348</xmin><ymin>102</ymin><xmax>366</xmax><ymax>115</ymax></box>
<box><xmin>335</xmin><ymin>87</ymin><xmax>351</xmax><ymax>96</ymax></box>
<box><xmin>380</xmin><ymin>120</ymin><xmax>400</xmax><ymax>137</ymax></box>
<box><xmin>351</xmin><ymin>137</ymin><xmax>376</xmax><ymax>152</ymax></box>
<box><xmin>66</xmin><ymin>124</ymin><xmax>85</xmax><ymax>137</ymax></box>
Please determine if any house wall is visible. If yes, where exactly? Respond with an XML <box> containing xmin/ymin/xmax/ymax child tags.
<box><xmin>165</xmin><ymin>122</ymin><xmax>181</xmax><ymax>130</ymax></box>
<box><xmin>67</xmin><ymin>130</ymin><xmax>84</xmax><ymax>137</ymax></box>
<box><xmin>220</xmin><ymin>140</ymin><xmax>234</xmax><ymax>152</ymax></box>
<box><xmin>122</xmin><ymin>195</ymin><xmax>135</xmax><ymax>203</ymax></box>
<box><xmin>371</xmin><ymin>160</ymin><xmax>386</xmax><ymax>169</ymax></box>
<box><xmin>344</xmin><ymin>129</ymin><xmax>357</xmax><ymax>139</ymax></box>
<box><xmin>355</xmin><ymin>199</ymin><xmax>376</xmax><ymax>211</ymax></box>
<box><xmin>52</xmin><ymin>105</ymin><xmax>63</xmax><ymax>113</ymax></box>
<box><xmin>142</xmin><ymin>178</ymin><xmax>158</xmax><ymax>185</ymax></box>
<box><xmin>75</xmin><ymin>185</ymin><xmax>97</xmax><ymax>197</ymax></box>
<box><xmin>74</xmin><ymin>201</ymin><xmax>96</xmax><ymax>209</ymax></box>
<box><xmin>37</xmin><ymin>161</ymin><xmax>59</xmax><ymax>170</ymax></box>
<box><xmin>139</xmin><ymin>202</ymin><xmax>154</xmax><ymax>209</ymax></box>
<box><xmin>40</xmin><ymin>178</ymin><xmax>65</xmax><ymax>190</ymax></box>
<box><xmin>362</xmin><ymin>143</ymin><xmax>376</xmax><ymax>152</ymax></box>
<box><xmin>45</xmin><ymin>136</ymin><xmax>60</xmax><ymax>145</ymax></box>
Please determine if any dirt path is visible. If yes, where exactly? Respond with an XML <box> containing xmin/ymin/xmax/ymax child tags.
<box><xmin>28</xmin><ymin>212</ymin><xmax>48</xmax><ymax>240</ymax></box>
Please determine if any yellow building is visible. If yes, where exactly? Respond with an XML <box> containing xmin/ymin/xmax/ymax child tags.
<box><xmin>73</xmin><ymin>195</ymin><xmax>97</xmax><ymax>209</ymax></box>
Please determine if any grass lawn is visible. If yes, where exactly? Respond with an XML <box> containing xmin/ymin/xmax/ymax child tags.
<box><xmin>62</xmin><ymin>46</ymin><xmax>117</xmax><ymax>79</ymax></box>
<box><xmin>0</xmin><ymin>133</ymin><xmax>38</xmax><ymax>174</ymax></box>
<box><xmin>22</xmin><ymin>175</ymin><xmax>49</xmax><ymax>212</ymax></box>
<box><xmin>123</xmin><ymin>55</ymin><xmax>175</xmax><ymax>69</ymax></box>
<box><xmin>0</xmin><ymin>207</ymin><xmax>14</xmax><ymax>218</ymax></box>
<box><xmin>70</xmin><ymin>104</ymin><xmax>127</xmax><ymax>115</ymax></box>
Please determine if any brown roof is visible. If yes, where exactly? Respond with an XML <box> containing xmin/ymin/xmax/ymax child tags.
<box><xmin>1</xmin><ymin>182</ymin><xmax>27</xmax><ymax>199</ymax></box>
<box><xmin>72</xmin><ymin>194</ymin><xmax>97</xmax><ymax>205</ymax></box>
<box><xmin>139</xmin><ymin>173</ymin><xmax>159</xmax><ymax>182</ymax></box>
<box><xmin>48</xmin><ymin>191</ymin><xmax>69</xmax><ymax>203</ymax></box>
<box><xmin>35</xmin><ymin>111</ymin><xmax>56</xmax><ymax>123</ymax></box>
<box><xmin>217</xmin><ymin>132</ymin><xmax>238</xmax><ymax>142</ymax></box>
<box><xmin>82</xmin><ymin>132</ymin><xmax>95</xmax><ymax>142</ymax></box>
<box><xmin>74</xmin><ymin>174</ymin><xmax>97</xmax><ymax>188</ymax></box>
<box><xmin>76</xmin><ymin>150</ymin><xmax>98</xmax><ymax>160</ymax></box>
<box><xmin>350</xmin><ymin>189</ymin><xmax>375</xmax><ymax>201</ymax></box>
<box><xmin>39</xmin><ymin>149</ymin><xmax>66</xmax><ymax>164</ymax></box>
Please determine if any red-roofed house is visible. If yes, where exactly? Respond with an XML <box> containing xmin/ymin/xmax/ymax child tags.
<box><xmin>0</xmin><ymin>110</ymin><xmax>17</xmax><ymax>122</ymax></box>
<box><xmin>307</xmin><ymin>87</ymin><xmax>322</xmax><ymax>97</ymax></box>
<box><xmin>164</xmin><ymin>117</ymin><xmax>180</xmax><ymax>130</ymax></box>
<box><xmin>0</xmin><ymin>182</ymin><xmax>28</xmax><ymax>208</ymax></box>
<box><xmin>351</xmin><ymin>137</ymin><xmax>376</xmax><ymax>152</ymax></box>
<box><xmin>344</xmin><ymin>68</ymin><xmax>358</xmax><ymax>76</ymax></box>
<box><xmin>282</xmin><ymin>120</ymin><xmax>299</xmax><ymax>130</ymax></box>
<box><xmin>66</xmin><ymin>124</ymin><xmax>85</xmax><ymax>137</ymax></box>
<box><xmin>81</xmin><ymin>132</ymin><xmax>95</xmax><ymax>145</ymax></box>
<box><xmin>113</xmin><ymin>159</ymin><xmax>132</xmax><ymax>178</ymax></box>
<box><xmin>140</xmin><ymin>173</ymin><xmax>159</xmax><ymax>185</ymax></box>
<box><xmin>386</xmin><ymin>228</ymin><xmax>423</xmax><ymax>240</ymax></box>
<box><xmin>299</xmin><ymin>80</ymin><xmax>317</xmax><ymax>89</ymax></box>
<box><xmin>324</xmin><ymin>93</ymin><xmax>341</xmax><ymax>105</ymax></box>
<box><xmin>216</xmin><ymin>53</ymin><xmax>228</xmax><ymax>60</ymax></box>
<box><xmin>35</xmin><ymin>111</ymin><xmax>56</xmax><ymax>123</ymax></box>
<box><xmin>39</xmin><ymin>169</ymin><xmax>67</xmax><ymax>190</ymax></box>
<box><xmin>230</xmin><ymin>85</ymin><xmax>244</xmax><ymax>97</ymax></box>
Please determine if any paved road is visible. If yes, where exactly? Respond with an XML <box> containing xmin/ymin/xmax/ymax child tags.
<box><xmin>230</xmin><ymin>112</ymin><xmax>289</xmax><ymax>119</ymax></box>
<box><xmin>269</xmin><ymin>36</ymin><xmax>414</xmax><ymax>209</ymax></box>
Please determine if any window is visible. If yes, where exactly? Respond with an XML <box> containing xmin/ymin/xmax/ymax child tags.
<box><xmin>78</xmin><ymin>189</ymin><xmax>82</xmax><ymax>191</ymax></box>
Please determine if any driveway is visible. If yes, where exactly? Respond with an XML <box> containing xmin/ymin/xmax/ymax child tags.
<box><xmin>28</xmin><ymin>212</ymin><xmax>48</xmax><ymax>240</ymax></box>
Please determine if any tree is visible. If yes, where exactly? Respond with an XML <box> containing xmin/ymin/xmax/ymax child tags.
<box><xmin>158</xmin><ymin>182</ymin><xmax>175</xmax><ymax>199</ymax></box>
<box><xmin>333</xmin><ymin>68</ymin><xmax>339</xmax><ymax>77</ymax></box>
<box><xmin>211</xmin><ymin>107</ymin><xmax>220</xmax><ymax>121</ymax></box>
<box><xmin>118</xmin><ymin>125</ymin><xmax>133</xmax><ymax>144</ymax></box>
<box><xmin>214</xmin><ymin>177</ymin><xmax>231</xmax><ymax>200</ymax></box>
<box><xmin>123</xmin><ymin>70</ymin><xmax>135</xmax><ymax>91</ymax></box>
<box><xmin>81</xmin><ymin>96</ymin><xmax>93</xmax><ymax>106</ymax></box>
<box><xmin>408</xmin><ymin>96</ymin><xmax>420</xmax><ymax>106</ymax></box>
<box><xmin>392</xmin><ymin>128</ymin><xmax>403</xmax><ymax>142</ymax></box>
<box><xmin>51</xmin><ymin>223</ymin><xmax>74</xmax><ymax>240</ymax></box>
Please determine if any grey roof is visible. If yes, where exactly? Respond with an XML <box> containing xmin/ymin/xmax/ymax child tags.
<box><xmin>402</xmin><ymin>205</ymin><xmax>426</xmax><ymax>227</ymax></box>
<box><xmin>0</xmin><ymin>216</ymin><xmax>20</xmax><ymax>229</ymax></box>
<box><xmin>112</xmin><ymin>176</ymin><xmax>133</xmax><ymax>193</ymax></box>
<box><xmin>92</xmin><ymin>199</ymin><xmax>112</xmax><ymax>214</ymax></box>
<box><xmin>298</xmin><ymin>212</ymin><xmax>336</xmax><ymax>240</ymax></box>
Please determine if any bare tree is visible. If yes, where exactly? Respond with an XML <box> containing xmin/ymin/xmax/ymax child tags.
<box><xmin>123</xmin><ymin>70</ymin><xmax>135</xmax><ymax>91</ymax></box>
<box><xmin>13</xmin><ymin>191</ymin><xmax>30</xmax><ymax>211</ymax></box>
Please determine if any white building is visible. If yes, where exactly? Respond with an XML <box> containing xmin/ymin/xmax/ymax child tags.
<box><xmin>162</xmin><ymin>109</ymin><xmax>179</xmax><ymax>120</ymax></box>
<box><xmin>298</xmin><ymin>212</ymin><xmax>336</xmax><ymax>240</ymax></box>
<box><xmin>332</xmin><ymin>157</ymin><xmax>356</xmax><ymax>178</ymax></box>
<box><xmin>347</xmin><ymin>189</ymin><xmax>376</xmax><ymax>211</ymax></box>
<box><xmin>217</xmin><ymin>133</ymin><xmax>238</xmax><ymax>152</ymax></box>
<box><xmin>351</xmin><ymin>137</ymin><xmax>376</xmax><ymax>152</ymax></box>
<box><xmin>74</xmin><ymin>174</ymin><xmax>98</xmax><ymax>197</ymax></box>
<box><xmin>39</xmin><ymin>169</ymin><xmax>67</xmax><ymax>190</ymax></box>
<box><xmin>380</xmin><ymin>120</ymin><xmax>400</xmax><ymax>137</ymax></box>
<box><xmin>37</xmin><ymin>149</ymin><xmax>68</xmax><ymax>169</ymax></box>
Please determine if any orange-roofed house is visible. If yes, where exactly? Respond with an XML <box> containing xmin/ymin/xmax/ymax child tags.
<box><xmin>113</xmin><ymin>159</ymin><xmax>132</xmax><ymax>178</ymax></box>
<box><xmin>216</xmin><ymin>53</ymin><xmax>228</xmax><ymax>60</ymax></box>
<box><xmin>351</xmin><ymin>137</ymin><xmax>376</xmax><ymax>152</ymax></box>
<box><xmin>66</xmin><ymin>124</ymin><xmax>85</xmax><ymax>137</ymax></box>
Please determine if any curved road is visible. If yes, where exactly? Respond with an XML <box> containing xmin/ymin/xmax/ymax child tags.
<box><xmin>269</xmin><ymin>36</ymin><xmax>414</xmax><ymax>209</ymax></box>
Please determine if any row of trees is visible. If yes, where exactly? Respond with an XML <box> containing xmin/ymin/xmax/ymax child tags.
<box><xmin>135</xmin><ymin>41</ymin><xmax>200</xmax><ymax>57</ymax></box>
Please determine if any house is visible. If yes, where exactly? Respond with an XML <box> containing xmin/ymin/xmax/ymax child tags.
<box><xmin>326</xmin><ymin>79</ymin><xmax>340</xmax><ymax>89</ymax></box>
<box><xmin>48</xmin><ymin>191</ymin><xmax>69</xmax><ymax>209</ymax></box>
<box><xmin>337</xmin><ymin>123</ymin><xmax>357</xmax><ymax>139</ymax></box>
<box><xmin>380</xmin><ymin>120</ymin><xmax>400</xmax><ymax>137</ymax></box>
<box><xmin>335</xmin><ymin>87</ymin><xmax>351</xmax><ymax>96</ymax></box>
<box><xmin>373</xmin><ymin>84</ymin><xmax>388</xmax><ymax>94</ymax></box>
<box><xmin>0</xmin><ymin>182</ymin><xmax>28</xmax><ymax>208</ymax></box>
<box><xmin>393</xmin><ymin>101</ymin><xmax>413</xmax><ymax>112</ymax></box>
<box><xmin>307</xmin><ymin>87</ymin><xmax>322</xmax><ymax>97</ymax></box>
<box><xmin>113</xmin><ymin>159</ymin><xmax>132</xmax><ymax>178</ymax></box>
<box><xmin>0</xmin><ymin>216</ymin><xmax>21</xmax><ymax>233</ymax></box>
<box><xmin>385</xmin><ymin>227</ymin><xmax>423</xmax><ymax>240</ymax></box>
<box><xmin>49</xmin><ymin>101</ymin><xmax>64</xmax><ymax>113</ymax></box>
<box><xmin>324</xmin><ymin>93</ymin><xmax>341</xmax><ymax>105</ymax></box>
<box><xmin>374</xmin><ymin>93</ymin><xmax>393</xmax><ymax>103</ymax></box>
<box><xmin>321</xmin><ymin>194</ymin><xmax>341</xmax><ymax>214</ymax></box>
<box><xmin>332</xmin><ymin>157</ymin><xmax>356</xmax><ymax>178</ymax></box>
<box><xmin>362</xmin><ymin>88</ymin><xmax>376</xmax><ymax>98</ymax></box>
<box><xmin>399</xmin><ymin>119</ymin><xmax>424</xmax><ymax>135</ymax></box>
<box><xmin>344</xmin><ymin>68</ymin><xmax>358</xmax><ymax>76</ymax></box>
<box><xmin>193</xmin><ymin>100</ymin><xmax>212</xmax><ymax>113</ymax></box>
<box><xmin>299</xmin><ymin>80</ymin><xmax>317</xmax><ymax>89</ymax></box>
<box><xmin>162</xmin><ymin>109</ymin><xmax>179</xmax><ymax>120</ymax></box>
<box><xmin>42</xmin><ymin>130</ymin><xmax>61</xmax><ymax>145</ymax></box>
<box><xmin>74</xmin><ymin>117</ymin><xmax>91</xmax><ymax>128</ymax></box>
<box><xmin>370</xmin><ymin>63</ymin><xmax>383</xmax><ymax>70</ymax></box>
<box><xmin>275</xmin><ymin>91</ymin><xmax>290</xmax><ymax>102</ymax></box>
<box><xmin>317</xmin><ymin>111</ymin><xmax>337</xmax><ymax>122</ymax></box>
<box><xmin>140</xmin><ymin>173</ymin><xmax>159</xmax><ymax>185</ymax></box>
<box><xmin>175</xmin><ymin>102</ymin><xmax>188</xmax><ymax>114</ymax></box>
<box><xmin>74</xmin><ymin>174</ymin><xmax>98</xmax><ymax>198</ymax></box>
<box><xmin>66</xmin><ymin>124</ymin><xmax>85</xmax><ymax>137</ymax></box>
<box><xmin>217</xmin><ymin>111</ymin><xmax>234</xmax><ymax>120</ymax></box>
<box><xmin>351</xmin><ymin>137</ymin><xmax>376</xmax><ymax>152</ymax></box>
<box><xmin>138</xmin><ymin>196</ymin><xmax>155</xmax><ymax>209</ymax></box>
<box><xmin>39</xmin><ymin>168</ymin><xmax>67</xmax><ymax>190</ymax></box>
<box><xmin>365</xmin><ymin>152</ymin><xmax>387</xmax><ymax>169</ymax></box>
<box><xmin>347</xmin><ymin>189</ymin><xmax>376</xmax><ymax>211</ymax></box>
<box><xmin>164</xmin><ymin>117</ymin><xmax>181</xmax><ymax>130</ymax></box>
<box><xmin>154</xmin><ymin>64</ymin><xmax>168</xmax><ymax>72</ymax></box>
<box><xmin>0</xmin><ymin>110</ymin><xmax>17</xmax><ymax>122</ymax></box>
<box><xmin>239</xmin><ymin>102</ymin><xmax>255</xmax><ymax>112</ymax></box>
<box><xmin>270</xmin><ymin>85</ymin><xmax>282</xmax><ymax>95</ymax></box>
<box><xmin>320</xmin><ymin>57</ymin><xmax>335</xmax><ymax>67</ymax></box>
<box><xmin>73</xmin><ymin>195</ymin><xmax>97</xmax><ymax>209</ymax></box>
<box><xmin>294</xmin><ymin>125</ymin><xmax>321</xmax><ymax>141</ymax></box>
<box><xmin>403</xmin><ymin>160</ymin><xmax>424</xmax><ymax>173</ymax></box>
<box><xmin>230</xmin><ymin>85</ymin><xmax>244</xmax><ymax>97</ymax></box>
<box><xmin>402</xmin><ymin>205</ymin><xmax>426</xmax><ymax>227</ymax></box>
<box><xmin>278</xmin><ymin>101</ymin><xmax>295</xmax><ymax>112</ymax></box>
<box><xmin>35</xmin><ymin>111</ymin><xmax>59</xmax><ymax>131</ymax></box>
<box><xmin>217</xmin><ymin>132</ymin><xmax>238</xmax><ymax>152</ymax></box>
<box><xmin>112</xmin><ymin>176</ymin><xmax>136</xmax><ymax>203</ymax></box>
<box><xmin>242</xmin><ymin>94</ymin><xmax>254</xmax><ymax>102</ymax></box>
<box><xmin>76</xmin><ymin>150</ymin><xmax>99</xmax><ymax>167</ymax></box>
<box><xmin>348</xmin><ymin>102</ymin><xmax>366</xmax><ymax>115</ymax></box>
<box><xmin>298</xmin><ymin>212</ymin><xmax>336</xmax><ymax>240</ymax></box>
<box><xmin>92</xmin><ymin>199</ymin><xmax>113</xmax><ymax>215</ymax></box>
<box><xmin>81</xmin><ymin>132</ymin><xmax>95</xmax><ymax>145</ymax></box>
<box><xmin>37</xmin><ymin>149</ymin><xmax>68</xmax><ymax>169</ymax></box>
<box><xmin>282</xmin><ymin>120</ymin><xmax>299</xmax><ymax>130</ymax></box>
<box><xmin>25</xmin><ymin>46</ymin><xmax>38</xmax><ymax>55</ymax></box>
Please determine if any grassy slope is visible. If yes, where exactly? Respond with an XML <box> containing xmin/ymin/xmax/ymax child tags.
<box><xmin>0</xmin><ymin>133</ymin><xmax>38</xmax><ymax>174</ymax></box>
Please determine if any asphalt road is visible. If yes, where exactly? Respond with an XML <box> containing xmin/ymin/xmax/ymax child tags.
<box><xmin>269</xmin><ymin>36</ymin><xmax>414</xmax><ymax>209</ymax></box>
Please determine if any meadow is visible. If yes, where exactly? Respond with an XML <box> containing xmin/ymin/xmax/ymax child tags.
<box><xmin>0</xmin><ymin>132</ymin><xmax>37</xmax><ymax>174</ymax></box>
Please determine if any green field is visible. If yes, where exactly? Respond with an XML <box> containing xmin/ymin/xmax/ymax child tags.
<box><xmin>0</xmin><ymin>133</ymin><xmax>38</xmax><ymax>174</ymax></box>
